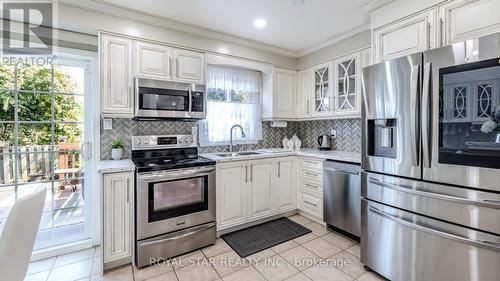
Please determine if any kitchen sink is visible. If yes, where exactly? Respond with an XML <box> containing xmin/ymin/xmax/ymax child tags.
<box><xmin>215</xmin><ymin>151</ymin><xmax>262</xmax><ymax>157</ymax></box>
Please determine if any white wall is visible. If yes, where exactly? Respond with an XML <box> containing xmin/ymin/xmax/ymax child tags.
<box><xmin>57</xmin><ymin>2</ymin><xmax>297</xmax><ymax>68</ymax></box>
<box><xmin>296</xmin><ymin>30</ymin><xmax>371</xmax><ymax>69</ymax></box>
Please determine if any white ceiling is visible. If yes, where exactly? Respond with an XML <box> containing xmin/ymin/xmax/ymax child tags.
<box><xmin>98</xmin><ymin>0</ymin><xmax>371</xmax><ymax>55</ymax></box>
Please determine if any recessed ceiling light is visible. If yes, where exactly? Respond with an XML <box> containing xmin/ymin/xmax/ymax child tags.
<box><xmin>253</xmin><ymin>19</ymin><xmax>267</xmax><ymax>29</ymax></box>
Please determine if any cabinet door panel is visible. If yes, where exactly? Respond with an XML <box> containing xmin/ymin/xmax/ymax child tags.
<box><xmin>373</xmin><ymin>10</ymin><xmax>435</xmax><ymax>62</ymax></box>
<box><xmin>216</xmin><ymin>163</ymin><xmax>247</xmax><ymax>229</ymax></box>
<box><xmin>173</xmin><ymin>49</ymin><xmax>205</xmax><ymax>83</ymax></box>
<box><xmin>440</xmin><ymin>0</ymin><xmax>500</xmax><ymax>45</ymax></box>
<box><xmin>273</xmin><ymin>68</ymin><xmax>296</xmax><ymax>118</ymax></box>
<box><xmin>313</xmin><ymin>62</ymin><xmax>334</xmax><ymax>116</ymax></box>
<box><xmin>296</xmin><ymin>69</ymin><xmax>313</xmax><ymax>118</ymax></box>
<box><xmin>135</xmin><ymin>42</ymin><xmax>171</xmax><ymax>80</ymax></box>
<box><xmin>100</xmin><ymin>34</ymin><xmax>133</xmax><ymax>116</ymax></box>
<box><xmin>248</xmin><ymin>160</ymin><xmax>274</xmax><ymax>220</ymax></box>
<box><xmin>334</xmin><ymin>53</ymin><xmax>361</xmax><ymax>117</ymax></box>
<box><xmin>275</xmin><ymin>157</ymin><xmax>296</xmax><ymax>212</ymax></box>
<box><xmin>103</xmin><ymin>172</ymin><xmax>133</xmax><ymax>263</ymax></box>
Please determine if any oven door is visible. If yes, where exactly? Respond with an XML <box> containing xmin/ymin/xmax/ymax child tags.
<box><xmin>134</xmin><ymin>78</ymin><xmax>206</xmax><ymax>119</ymax></box>
<box><xmin>422</xmin><ymin>33</ymin><xmax>500</xmax><ymax>192</ymax></box>
<box><xmin>136</xmin><ymin>166</ymin><xmax>215</xmax><ymax>240</ymax></box>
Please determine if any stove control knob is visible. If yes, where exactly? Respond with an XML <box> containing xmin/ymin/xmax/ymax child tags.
<box><xmin>144</xmin><ymin>139</ymin><xmax>150</xmax><ymax>144</ymax></box>
<box><xmin>178</xmin><ymin>139</ymin><xmax>184</xmax><ymax>143</ymax></box>
<box><xmin>189</xmin><ymin>138</ymin><xmax>193</xmax><ymax>143</ymax></box>
<box><xmin>136</xmin><ymin>139</ymin><xmax>141</xmax><ymax>145</ymax></box>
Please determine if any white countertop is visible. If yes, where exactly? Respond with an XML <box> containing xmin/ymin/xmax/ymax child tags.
<box><xmin>98</xmin><ymin>159</ymin><xmax>136</xmax><ymax>173</ymax></box>
<box><xmin>200</xmin><ymin>148</ymin><xmax>360</xmax><ymax>164</ymax></box>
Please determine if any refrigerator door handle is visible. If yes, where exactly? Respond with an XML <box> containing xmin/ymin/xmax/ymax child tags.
<box><xmin>410</xmin><ymin>64</ymin><xmax>420</xmax><ymax>167</ymax></box>
<box><xmin>422</xmin><ymin>62</ymin><xmax>432</xmax><ymax>168</ymax></box>
<box><xmin>368</xmin><ymin>205</ymin><xmax>500</xmax><ymax>251</ymax></box>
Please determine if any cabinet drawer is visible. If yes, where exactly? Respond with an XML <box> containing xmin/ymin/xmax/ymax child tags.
<box><xmin>301</xmin><ymin>157</ymin><xmax>323</xmax><ymax>170</ymax></box>
<box><xmin>301</xmin><ymin>180</ymin><xmax>322</xmax><ymax>196</ymax></box>
<box><xmin>301</xmin><ymin>192</ymin><xmax>323</xmax><ymax>219</ymax></box>
<box><xmin>301</xmin><ymin>168</ymin><xmax>322</xmax><ymax>183</ymax></box>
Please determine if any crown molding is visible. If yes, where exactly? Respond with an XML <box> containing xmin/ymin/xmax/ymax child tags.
<box><xmin>360</xmin><ymin>0</ymin><xmax>394</xmax><ymax>12</ymax></box>
<box><xmin>297</xmin><ymin>23</ymin><xmax>371</xmax><ymax>57</ymax></box>
<box><xmin>59</xmin><ymin>0</ymin><xmax>298</xmax><ymax>57</ymax></box>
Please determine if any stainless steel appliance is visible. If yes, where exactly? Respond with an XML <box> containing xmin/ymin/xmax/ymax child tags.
<box><xmin>361</xmin><ymin>32</ymin><xmax>500</xmax><ymax>281</ymax></box>
<box><xmin>132</xmin><ymin>135</ymin><xmax>216</xmax><ymax>268</ymax></box>
<box><xmin>317</xmin><ymin>134</ymin><xmax>331</xmax><ymax>150</ymax></box>
<box><xmin>134</xmin><ymin>78</ymin><xmax>206</xmax><ymax>119</ymax></box>
<box><xmin>323</xmin><ymin>160</ymin><xmax>361</xmax><ymax>236</ymax></box>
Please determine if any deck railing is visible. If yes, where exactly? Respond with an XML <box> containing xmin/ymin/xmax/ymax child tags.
<box><xmin>0</xmin><ymin>143</ymin><xmax>81</xmax><ymax>185</ymax></box>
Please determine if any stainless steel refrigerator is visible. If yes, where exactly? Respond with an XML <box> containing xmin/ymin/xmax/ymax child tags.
<box><xmin>361</xmin><ymin>32</ymin><xmax>500</xmax><ymax>281</ymax></box>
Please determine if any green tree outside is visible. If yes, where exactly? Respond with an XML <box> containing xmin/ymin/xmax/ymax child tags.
<box><xmin>0</xmin><ymin>64</ymin><xmax>83</xmax><ymax>146</ymax></box>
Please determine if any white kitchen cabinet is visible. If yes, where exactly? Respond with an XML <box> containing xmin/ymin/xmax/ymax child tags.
<box><xmin>275</xmin><ymin>157</ymin><xmax>297</xmax><ymax>213</ymax></box>
<box><xmin>312</xmin><ymin>62</ymin><xmax>334</xmax><ymax>117</ymax></box>
<box><xmin>439</xmin><ymin>0</ymin><xmax>500</xmax><ymax>46</ymax></box>
<box><xmin>360</xmin><ymin>47</ymin><xmax>372</xmax><ymax>68</ymax></box>
<box><xmin>334</xmin><ymin>52</ymin><xmax>361</xmax><ymax>117</ymax></box>
<box><xmin>272</xmin><ymin>67</ymin><xmax>297</xmax><ymax>119</ymax></box>
<box><xmin>100</xmin><ymin>34</ymin><xmax>134</xmax><ymax>117</ymax></box>
<box><xmin>216</xmin><ymin>157</ymin><xmax>299</xmax><ymax>231</ymax></box>
<box><xmin>373</xmin><ymin>9</ymin><xmax>436</xmax><ymax>63</ymax></box>
<box><xmin>135</xmin><ymin>41</ymin><xmax>171</xmax><ymax>80</ymax></box>
<box><xmin>296</xmin><ymin>68</ymin><xmax>313</xmax><ymax>118</ymax></box>
<box><xmin>248</xmin><ymin>159</ymin><xmax>274</xmax><ymax>220</ymax></box>
<box><xmin>173</xmin><ymin>49</ymin><xmax>205</xmax><ymax>83</ymax></box>
<box><xmin>102</xmin><ymin>171</ymin><xmax>134</xmax><ymax>266</ymax></box>
<box><xmin>298</xmin><ymin>157</ymin><xmax>324</xmax><ymax>221</ymax></box>
<box><xmin>216</xmin><ymin>162</ymin><xmax>248</xmax><ymax>229</ymax></box>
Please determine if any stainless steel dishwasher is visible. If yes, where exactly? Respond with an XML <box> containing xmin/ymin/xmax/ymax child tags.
<box><xmin>323</xmin><ymin>160</ymin><xmax>361</xmax><ymax>237</ymax></box>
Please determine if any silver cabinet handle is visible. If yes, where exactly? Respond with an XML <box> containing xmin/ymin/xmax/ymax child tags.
<box><xmin>140</xmin><ymin>223</ymin><xmax>216</xmax><ymax>247</ymax></box>
<box><xmin>126</xmin><ymin>178</ymin><xmax>129</xmax><ymax>203</ymax></box>
<box><xmin>250</xmin><ymin>164</ymin><xmax>253</xmax><ymax>182</ymax></box>
<box><xmin>368</xmin><ymin>206</ymin><xmax>500</xmax><ymax>251</ymax></box>
<box><xmin>176</xmin><ymin>57</ymin><xmax>179</xmax><ymax>77</ymax></box>
<box><xmin>304</xmin><ymin>200</ymin><xmax>317</xmax><ymax>207</ymax></box>
<box><xmin>168</xmin><ymin>55</ymin><xmax>172</xmax><ymax>77</ymax></box>
<box><xmin>304</xmin><ymin>183</ymin><xmax>318</xmax><ymax>189</ymax></box>
<box><xmin>188</xmin><ymin>87</ymin><xmax>192</xmax><ymax>116</ymax></box>
<box><xmin>307</xmin><ymin>100</ymin><xmax>310</xmax><ymax>114</ymax></box>
<box><xmin>422</xmin><ymin>62</ymin><xmax>432</xmax><ymax>168</ymax></box>
<box><xmin>245</xmin><ymin>165</ymin><xmax>248</xmax><ymax>183</ymax></box>
<box><xmin>409</xmin><ymin>64</ymin><xmax>420</xmax><ymax>167</ymax></box>
<box><xmin>277</xmin><ymin>161</ymin><xmax>281</xmax><ymax>178</ymax></box>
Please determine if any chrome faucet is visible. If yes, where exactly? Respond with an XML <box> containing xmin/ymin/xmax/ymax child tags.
<box><xmin>229</xmin><ymin>124</ymin><xmax>246</xmax><ymax>152</ymax></box>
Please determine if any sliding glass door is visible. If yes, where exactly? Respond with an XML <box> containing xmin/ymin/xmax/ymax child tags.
<box><xmin>0</xmin><ymin>53</ymin><xmax>93</xmax><ymax>251</ymax></box>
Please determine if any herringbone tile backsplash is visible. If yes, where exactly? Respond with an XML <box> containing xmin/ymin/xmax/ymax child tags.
<box><xmin>100</xmin><ymin>118</ymin><xmax>360</xmax><ymax>159</ymax></box>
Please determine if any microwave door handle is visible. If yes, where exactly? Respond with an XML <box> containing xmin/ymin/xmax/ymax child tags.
<box><xmin>188</xmin><ymin>87</ymin><xmax>192</xmax><ymax>116</ymax></box>
<box><xmin>410</xmin><ymin>64</ymin><xmax>420</xmax><ymax>167</ymax></box>
<box><xmin>422</xmin><ymin>62</ymin><xmax>432</xmax><ymax>168</ymax></box>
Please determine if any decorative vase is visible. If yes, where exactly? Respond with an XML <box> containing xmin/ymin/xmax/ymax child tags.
<box><xmin>111</xmin><ymin>148</ymin><xmax>123</xmax><ymax>160</ymax></box>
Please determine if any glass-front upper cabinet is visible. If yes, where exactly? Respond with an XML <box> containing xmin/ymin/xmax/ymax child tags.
<box><xmin>334</xmin><ymin>53</ymin><xmax>361</xmax><ymax>116</ymax></box>
<box><xmin>313</xmin><ymin>62</ymin><xmax>333</xmax><ymax>116</ymax></box>
<box><xmin>439</xmin><ymin>58</ymin><xmax>500</xmax><ymax>169</ymax></box>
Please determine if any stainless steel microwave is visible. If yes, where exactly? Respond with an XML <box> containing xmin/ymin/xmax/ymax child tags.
<box><xmin>134</xmin><ymin>78</ymin><xmax>206</xmax><ymax>119</ymax></box>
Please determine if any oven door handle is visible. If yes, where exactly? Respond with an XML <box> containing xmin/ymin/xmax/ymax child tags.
<box><xmin>138</xmin><ymin>166</ymin><xmax>215</xmax><ymax>180</ymax></box>
<box><xmin>140</xmin><ymin>222</ymin><xmax>216</xmax><ymax>248</ymax></box>
<box><xmin>188</xmin><ymin>87</ymin><xmax>192</xmax><ymax>116</ymax></box>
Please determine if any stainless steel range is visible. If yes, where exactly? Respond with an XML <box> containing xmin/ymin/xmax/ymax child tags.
<box><xmin>361</xmin><ymin>32</ymin><xmax>500</xmax><ymax>281</ymax></box>
<box><xmin>132</xmin><ymin>135</ymin><xmax>216</xmax><ymax>268</ymax></box>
